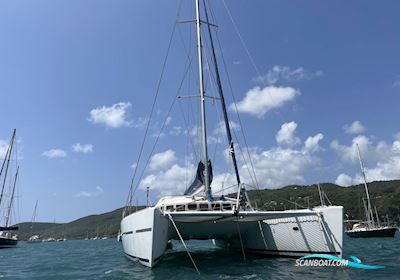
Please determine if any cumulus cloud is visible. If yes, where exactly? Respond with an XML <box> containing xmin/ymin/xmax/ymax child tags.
<box><xmin>276</xmin><ymin>121</ymin><xmax>300</xmax><ymax>146</ymax></box>
<box><xmin>303</xmin><ymin>133</ymin><xmax>324</xmax><ymax>153</ymax></box>
<box><xmin>88</xmin><ymin>102</ymin><xmax>133</xmax><ymax>128</ymax></box>
<box><xmin>255</xmin><ymin>65</ymin><xmax>323</xmax><ymax>85</ymax></box>
<box><xmin>149</xmin><ymin>149</ymin><xmax>177</xmax><ymax>170</ymax></box>
<box><xmin>139</xmin><ymin>122</ymin><xmax>325</xmax><ymax>196</ymax></box>
<box><xmin>72</xmin><ymin>143</ymin><xmax>93</xmax><ymax>153</ymax></box>
<box><xmin>140</xmin><ymin>163</ymin><xmax>195</xmax><ymax>196</ymax></box>
<box><xmin>42</xmin><ymin>149</ymin><xmax>67</xmax><ymax>158</ymax></box>
<box><xmin>343</xmin><ymin>121</ymin><xmax>365</xmax><ymax>134</ymax></box>
<box><xmin>75</xmin><ymin>186</ymin><xmax>104</xmax><ymax>198</ymax></box>
<box><xmin>330</xmin><ymin>135</ymin><xmax>391</xmax><ymax>164</ymax></box>
<box><xmin>335</xmin><ymin>173</ymin><xmax>354</xmax><ymax>186</ymax></box>
<box><xmin>211</xmin><ymin>145</ymin><xmax>321</xmax><ymax>193</ymax></box>
<box><xmin>230</xmin><ymin>86</ymin><xmax>300</xmax><ymax>118</ymax></box>
<box><xmin>332</xmin><ymin>135</ymin><xmax>400</xmax><ymax>185</ymax></box>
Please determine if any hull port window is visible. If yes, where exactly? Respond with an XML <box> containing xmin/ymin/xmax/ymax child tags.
<box><xmin>222</xmin><ymin>204</ymin><xmax>232</xmax><ymax>211</ymax></box>
<box><xmin>187</xmin><ymin>204</ymin><xmax>197</xmax><ymax>211</ymax></box>
<box><xmin>199</xmin><ymin>203</ymin><xmax>209</xmax><ymax>211</ymax></box>
<box><xmin>212</xmin><ymin>203</ymin><xmax>221</xmax><ymax>210</ymax></box>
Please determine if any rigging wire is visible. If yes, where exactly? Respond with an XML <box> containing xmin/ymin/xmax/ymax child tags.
<box><xmin>212</xmin><ymin>13</ymin><xmax>261</xmax><ymax>191</ymax></box>
<box><xmin>130</xmin><ymin>47</ymin><xmax>196</xmax><ymax>202</ymax></box>
<box><xmin>125</xmin><ymin>0</ymin><xmax>184</xmax><ymax>209</ymax></box>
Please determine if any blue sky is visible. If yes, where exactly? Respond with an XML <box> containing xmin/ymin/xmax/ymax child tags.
<box><xmin>0</xmin><ymin>0</ymin><xmax>399</xmax><ymax>223</ymax></box>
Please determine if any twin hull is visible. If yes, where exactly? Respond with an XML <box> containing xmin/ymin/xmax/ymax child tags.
<box><xmin>120</xmin><ymin>206</ymin><xmax>343</xmax><ymax>267</ymax></box>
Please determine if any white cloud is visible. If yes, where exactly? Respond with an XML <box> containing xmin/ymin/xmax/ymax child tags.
<box><xmin>213</xmin><ymin>121</ymin><xmax>240</xmax><ymax>135</ymax></box>
<box><xmin>332</xmin><ymin>135</ymin><xmax>400</xmax><ymax>184</ymax></box>
<box><xmin>72</xmin><ymin>143</ymin><xmax>93</xmax><ymax>153</ymax></box>
<box><xmin>335</xmin><ymin>173</ymin><xmax>354</xmax><ymax>186</ymax></box>
<box><xmin>149</xmin><ymin>149</ymin><xmax>177</xmax><ymax>170</ymax></box>
<box><xmin>255</xmin><ymin>65</ymin><xmax>323</xmax><ymax>85</ymax></box>
<box><xmin>303</xmin><ymin>133</ymin><xmax>324</xmax><ymax>153</ymax></box>
<box><xmin>130</xmin><ymin>162</ymin><xmax>137</xmax><ymax>170</ymax></box>
<box><xmin>42</xmin><ymin>149</ymin><xmax>67</xmax><ymax>158</ymax></box>
<box><xmin>75</xmin><ymin>186</ymin><xmax>104</xmax><ymax>198</ymax></box>
<box><xmin>343</xmin><ymin>120</ymin><xmax>365</xmax><ymax>134</ymax></box>
<box><xmin>140</xmin><ymin>163</ymin><xmax>195</xmax><ymax>196</ymax></box>
<box><xmin>165</xmin><ymin>116</ymin><xmax>172</xmax><ymax>126</ymax></box>
<box><xmin>88</xmin><ymin>102</ymin><xmax>133</xmax><ymax>128</ymax></box>
<box><xmin>330</xmin><ymin>135</ymin><xmax>391</xmax><ymax>164</ymax></box>
<box><xmin>231</xmin><ymin>86</ymin><xmax>300</xmax><ymax>118</ymax></box>
<box><xmin>169</xmin><ymin>126</ymin><xmax>182</xmax><ymax>136</ymax></box>
<box><xmin>0</xmin><ymin>139</ymin><xmax>8</xmax><ymax>159</ymax></box>
<box><xmin>276</xmin><ymin>121</ymin><xmax>300</xmax><ymax>146</ymax></box>
<box><xmin>140</xmin><ymin>122</ymin><xmax>325</xmax><ymax>196</ymax></box>
<box><xmin>211</xmin><ymin>145</ymin><xmax>321</xmax><ymax>193</ymax></box>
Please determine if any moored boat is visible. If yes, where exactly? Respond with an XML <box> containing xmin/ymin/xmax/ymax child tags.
<box><xmin>120</xmin><ymin>0</ymin><xmax>344</xmax><ymax>270</ymax></box>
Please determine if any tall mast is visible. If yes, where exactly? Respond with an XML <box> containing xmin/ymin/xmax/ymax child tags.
<box><xmin>0</xmin><ymin>129</ymin><xmax>16</xmax><ymax>209</ymax></box>
<box><xmin>5</xmin><ymin>166</ymin><xmax>18</xmax><ymax>227</ymax></box>
<box><xmin>356</xmin><ymin>144</ymin><xmax>374</xmax><ymax>227</ymax></box>
<box><xmin>203</xmin><ymin>0</ymin><xmax>240</xmax><ymax>186</ymax></box>
<box><xmin>195</xmin><ymin>0</ymin><xmax>211</xmax><ymax>200</ymax></box>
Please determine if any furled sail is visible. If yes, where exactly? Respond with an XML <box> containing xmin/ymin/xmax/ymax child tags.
<box><xmin>184</xmin><ymin>161</ymin><xmax>213</xmax><ymax>195</ymax></box>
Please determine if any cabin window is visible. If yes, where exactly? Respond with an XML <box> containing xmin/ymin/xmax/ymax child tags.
<box><xmin>166</xmin><ymin>205</ymin><xmax>174</xmax><ymax>211</ymax></box>
<box><xmin>222</xmin><ymin>203</ymin><xmax>232</xmax><ymax>210</ymax></box>
<box><xmin>199</xmin><ymin>203</ymin><xmax>209</xmax><ymax>211</ymax></box>
<box><xmin>175</xmin><ymin>205</ymin><xmax>185</xmax><ymax>212</ymax></box>
<box><xmin>212</xmin><ymin>203</ymin><xmax>221</xmax><ymax>210</ymax></box>
<box><xmin>187</xmin><ymin>204</ymin><xmax>197</xmax><ymax>211</ymax></box>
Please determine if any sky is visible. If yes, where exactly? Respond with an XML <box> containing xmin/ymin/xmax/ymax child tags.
<box><xmin>0</xmin><ymin>0</ymin><xmax>399</xmax><ymax>223</ymax></box>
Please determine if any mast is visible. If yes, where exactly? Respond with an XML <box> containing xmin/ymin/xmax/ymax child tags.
<box><xmin>5</xmin><ymin>166</ymin><xmax>18</xmax><ymax>227</ymax></box>
<box><xmin>356</xmin><ymin>144</ymin><xmax>374</xmax><ymax>227</ymax></box>
<box><xmin>202</xmin><ymin>0</ymin><xmax>252</xmax><ymax>209</ymax></box>
<box><xmin>203</xmin><ymin>0</ymin><xmax>241</xmax><ymax>187</ymax></box>
<box><xmin>0</xmin><ymin>129</ymin><xmax>16</xmax><ymax>209</ymax></box>
<box><xmin>30</xmin><ymin>200</ymin><xmax>38</xmax><ymax>233</ymax></box>
<box><xmin>195</xmin><ymin>0</ymin><xmax>211</xmax><ymax>200</ymax></box>
<box><xmin>31</xmin><ymin>200</ymin><xmax>38</xmax><ymax>223</ymax></box>
<box><xmin>317</xmin><ymin>183</ymin><xmax>324</xmax><ymax>206</ymax></box>
<box><xmin>374</xmin><ymin>206</ymin><xmax>380</xmax><ymax>227</ymax></box>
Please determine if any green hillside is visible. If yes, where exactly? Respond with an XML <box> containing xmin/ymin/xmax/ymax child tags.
<box><xmin>15</xmin><ymin>180</ymin><xmax>400</xmax><ymax>240</ymax></box>
<box><xmin>16</xmin><ymin>206</ymin><xmax>144</xmax><ymax>240</ymax></box>
<box><xmin>247</xmin><ymin>180</ymin><xmax>400</xmax><ymax>222</ymax></box>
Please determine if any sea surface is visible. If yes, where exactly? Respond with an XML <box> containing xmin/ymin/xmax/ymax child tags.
<box><xmin>0</xmin><ymin>234</ymin><xmax>399</xmax><ymax>279</ymax></box>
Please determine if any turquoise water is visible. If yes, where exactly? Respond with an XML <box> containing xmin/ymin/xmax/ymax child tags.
<box><xmin>0</xmin><ymin>235</ymin><xmax>399</xmax><ymax>279</ymax></box>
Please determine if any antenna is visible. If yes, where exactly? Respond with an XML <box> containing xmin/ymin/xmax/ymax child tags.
<box><xmin>146</xmin><ymin>186</ymin><xmax>150</xmax><ymax>207</ymax></box>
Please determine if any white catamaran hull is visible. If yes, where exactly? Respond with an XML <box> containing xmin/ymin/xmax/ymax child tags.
<box><xmin>121</xmin><ymin>205</ymin><xmax>343</xmax><ymax>267</ymax></box>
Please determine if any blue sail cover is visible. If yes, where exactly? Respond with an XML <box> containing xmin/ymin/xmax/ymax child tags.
<box><xmin>184</xmin><ymin>161</ymin><xmax>213</xmax><ymax>195</ymax></box>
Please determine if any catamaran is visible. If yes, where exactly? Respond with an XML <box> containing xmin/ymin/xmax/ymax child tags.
<box><xmin>0</xmin><ymin>129</ymin><xmax>19</xmax><ymax>248</ymax></box>
<box><xmin>120</xmin><ymin>0</ymin><xmax>343</xmax><ymax>270</ymax></box>
<box><xmin>345</xmin><ymin>144</ymin><xmax>397</xmax><ymax>238</ymax></box>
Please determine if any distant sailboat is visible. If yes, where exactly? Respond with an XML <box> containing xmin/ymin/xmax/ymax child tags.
<box><xmin>27</xmin><ymin>200</ymin><xmax>42</xmax><ymax>243</ymax></box>
<box><xmin>0</xmin><ymin>129</ymin><xmax>19</xmax><ymax>249</ymax></box>
<box><xmin>345</xmin><ymin>144</ymin><xmax>397</xmax><ymax>238</ymax></box>
<box><xmin>91</xmin><ymin>226</ymin><xmax>99</xmax><ymax>240</ymax></box>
